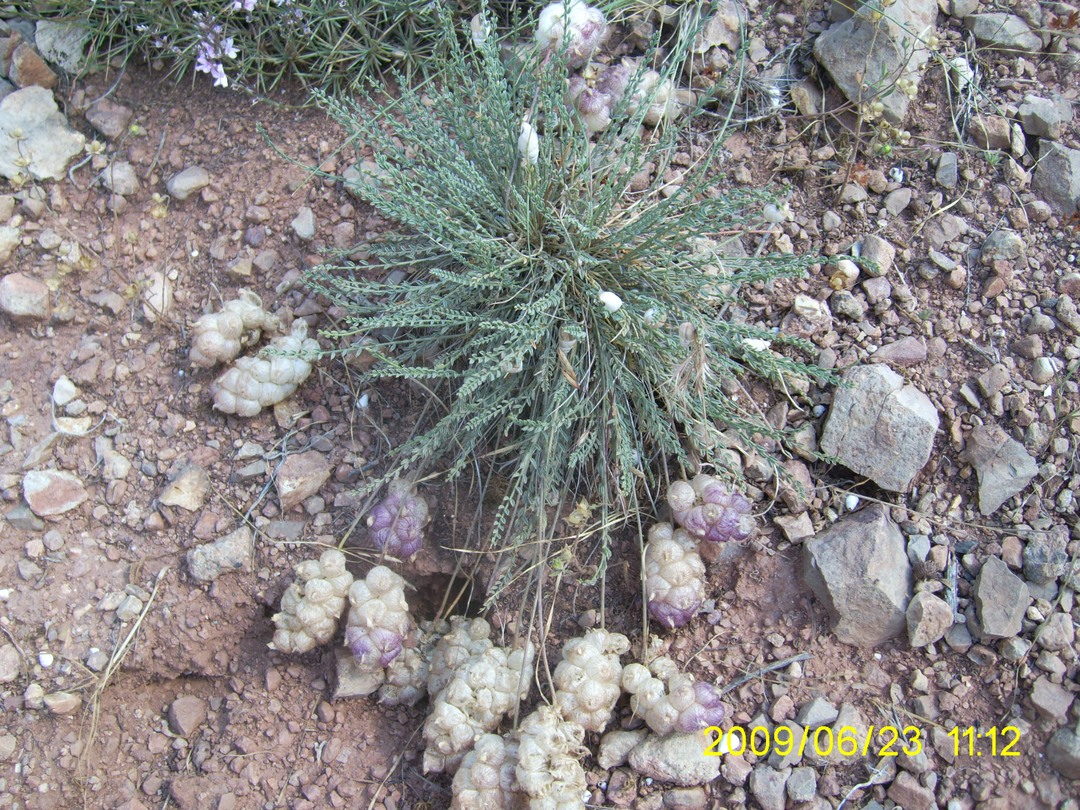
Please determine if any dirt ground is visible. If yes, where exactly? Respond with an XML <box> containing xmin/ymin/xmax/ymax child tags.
<box><xmin>1</xmin><ymin>2</ymin><xmax>1079</xmax><ymax>809</ymax></box>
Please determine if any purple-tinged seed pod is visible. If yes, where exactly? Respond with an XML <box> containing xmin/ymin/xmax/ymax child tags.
<box><xmin>367</xmin><ymin>479</ymin><xmax>430</xmax><ymax>558</ymax></box>
<box><xmin>668</xmin><ymin>474</ymin><xmax>755</xmax><ymax>544</ymax></box>
<box><xmin>595</xmin><ymin>62</ymin><xmax>630</xmax><ymax>98</ymax></box>
<box><xmin>346</xmin><ymin>625</ymin><xmax>404</xmax><ymax>668</ymax></box>
<box><xmin>644</xmin><ymin>523</ymin><xmax>705</xmax><ymax>629</ymax></box>
<box><xmin>675</xmin><ymin>681</ymin><xmax>726</xmax><ymax>732</ymax></box>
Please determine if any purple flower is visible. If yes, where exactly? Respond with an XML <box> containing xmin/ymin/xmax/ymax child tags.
<box><xmin>220</xmin><ymin>36</ymin><xmax>239</xmax><ymax>60</ymax></box>
<box><xmin>232</xmin><ymin>0</ymin><xmax>257</xmax><ymax>10</ymax></box>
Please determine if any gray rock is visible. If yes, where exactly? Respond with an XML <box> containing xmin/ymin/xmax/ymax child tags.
<box><xmin>1057</xmin><ymin>295</ymin><xmax>1080</xmax><ymax>333</ymax></box>
<box><xmin>884</xmin><ymin>187</ymin><xmax>912</xmax><ymax>216</ymax></box>
<box><xmin>936</xmin><ymin>152</ymin><xmax>958</xmax><ymax>188</ymax></box>
<box><xmin>1023</xmin><ymin>527</ymin><xmax>1068</xmax><ymax>585</ymax></box>
<box><xmin>786</xmin><ymin>767</ymin><xmax>817</xmax><ymax>803</ymax></box>
<box><xmin>0</xmin><ymin>734</ymin><xmax>16</xmax><ymax>760</ymax></box>
<box><xmin>958</xmin><ymin>424</ymin><xmax>1038</xmax><ymax>515</ymax></box>
<box><xmin>275</xmin><ymin>450</ymin><xmax>331</xmax><ymax>512</ymax></box>
<box><xmin>1019</xmin><ymin>94</ymin><xmax>1073</xmax><ymax>140</ymax></box>
<box><xmin>627</xmin><ymin>732</ymin><xmax>721</xmax><ymax>786</ymax></box>
<box><xmin>887</xmin><ymin>770</ymin><xmax>935</xmax><ymax>810</ymax></box>
<box><xmin>906</xmin><ymin>590</ymin><xmax>953</xmax><ymax>647</ymax></box>
<box><xmin>1031</xmin><ymin>675</ymin><xmax>1074</xmax><ymax>722</ymax></box>
<box><xmin>159</xmin><ymin>463</ymin><xmax>210</xmax><ymax>511</ymax></box>
<box><xmin>1011</xmin><ymin>334</ymin><xmax>1043</xmax><ymax>360</ymax></box>
<box><xmin>822</xmin><ymin>210</ymin><xmax>842</xmax><ymax>231</ymax></box>
<box><xmin>23</xmin><ymin>469</ymin><xmax>87</xmax><ymax>516</ymax></box>
<box><xmin>4</xmin><ymin>503</ymin><xmax>44</xmax><ymax>531</ymax></box>
<box><xmin>981</xmin><ymin>229</ymin><xmax>1024</xmax><ymax>263</ymax></box>
<box><xmin>0</xmin><ymin>225</ymin><xmax>19</xmax><ymax>262</ymax></box>
<box><xmin>860</xmin><ymin>233</ymin><xmax>895</xmax><ymax>277</ymax></box>
<box><xmin>871</xmin><ymin>337</ymin><xmax>927</xmax><ymax>367</ymax></box>
<box><xmin>34</xmin><ymin>20</ymin><xmax>89</xmax><ymax>73</ymax></box>
<box><xmin>781</xmin><ymin>294</ymin><xmax>832</xmax><ymax>338</ymax></box>
<box><xmin>0</xmin><ymin>86</ymin><xmax>84</xmax><ymax>180</ymax></box>
<box><xmin>839</xmin><ymin>183</ymin><xmax>867</xmax><ymax>203</ymax></box>
<box><xmin>115</xmin><ymin>594</ymin><xmax>143</xmax><ymax>622</ymax></box>
<box><xmin>99</xmin><ymin>160</ymin><xmax>140</xmax><ymax>196</ymax></box>
<box><xmin>167</xmin><ymin>695</ymin><xmax>207</xmax><ymax>737</ymax></box>
<box><xmin>166</xmin><ymin>166</ymin><xmax>211</xmax><ymax>201</ymax></box>
<box><xmin>662</xmin><ymin>787</ymin><xmax>707</xmax><ymax>809</ymax></box>
<box><xmin>964</xmin><ymin>13</ymin><xmax>1043</xmax><ymax>52</ymax></box>
<box><xmin>291</xmin><ymin>206</ymin><xmax>316</xmax><ymax>241</ymax></box>
<box><xmin>84</xmin><ymin>98</ymin><xmax>132</xmax><ymax>140</ymax></box>
<box><xmin>0</xmin><ymin>272</ymin><xmax>49</xmax><ymax>320</ymax></box>
<box><xmin>974</xmin><ymin>556</ymin><xmax>1030</xmax><ymax>639</ymax></box>
<box><xmin>598</xmin><ymin>729</ymin><xmax>649</xmax><ymax>769</ymax></box>
<box><xmin>820</xmin><ymin>365</ymin><xmax>939</xmax><ymax>493</ymax></box>
<box><xmin>1000</xmin><ymin>636</ymin><xmax>1031</xmax><ymax>661</ymax></box>
<box><xmin>1032</xmin><ymin>141</ymin><xmax>1080</xmax><ymax>216</ymax></box>
<box><xmin>795</xmin><ymin>697</ymin><xmax>838</xmax><ymax>728</ymax></box>
<box><xmin>814</xmin><ymin>0</ymin><xmax>938</xmax><ymax>124</ymax></box>
<box><xmin>749</xmin><ymin>765</ymin><xmax>789</xmax><ymax>810</ymax></box>
<box><xmin>862</xmin><ymin>276</ymin><xmax>891</xmax><ymax>304</ymax></box>
<box><xmin>1046</xmin><ymin>728</ymin><xmax>1080</xmax><ymax>779</ymax></box>
<box><xmin>804</xmin><ymin>504</ymin><xmax>912</xmax><ymax>647</ymax></box>
<box><xmin>0</xmin><ymin>644</ymin><xmax>20</xmax><ymax>683</ymax></box>
<box><xmin>829</xmin><ymin>289</ymin><xmax>865</xmax><ymax>320</ymax></box>
<box><xmin>1038</xmin><ymin>612</ymin><xmax>1075</xmax><ymax>651</ymax></box>
<box><xmin>186</xmin><ymin>526</ymin><xmax>254</xmax><ymax>583</ymax></box>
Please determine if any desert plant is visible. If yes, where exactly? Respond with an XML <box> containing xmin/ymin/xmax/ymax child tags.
<box><xmin>306</xmin><ymin>0</ymin><xmax>828</xmax><ymax>608</ymax></box>
<box><xmin>28</xmin><ymin>0</ymin><xmax>510</xmax><ymax>92</ymax></box>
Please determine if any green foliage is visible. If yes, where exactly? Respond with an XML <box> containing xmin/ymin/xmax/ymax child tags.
<box><xmin>28</xmin><ymin>0</ymin><xmax>507</xmax><ymax>92</ymax></box>
<box><xmin>307</xmin><ymin>2</ymin><xmax>828</xmax><ymax>595</ymax></box>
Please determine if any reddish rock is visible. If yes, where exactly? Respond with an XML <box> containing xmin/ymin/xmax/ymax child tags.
<box><xmin>0</xmin><ymin>273</ymin><xmax>50</xmax><ymax>321</ymax></box>
<box><xmin>167</xmin><ymin>695</ymin><xmax>207</xmax><ymax>737</ymax></box>
<box><xmin>8</xmin><ymin>43</ymin><xmax>57</xmax><ymax>90</ymax></box>
<box><xmin>275</xmin><ymin>450</ymin><xmax>331</xmax><ymax>512</ymax></box>
<box><xmin>22</xmin><ymin>470</ymin><xmax>87</xmax><ymax>517</ymax></box>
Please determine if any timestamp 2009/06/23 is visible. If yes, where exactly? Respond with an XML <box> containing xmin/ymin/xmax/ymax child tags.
<box><xmin>701</xmin><ymin>724</ymin><xmax>1021</xmax><ymax>759</ymax></box>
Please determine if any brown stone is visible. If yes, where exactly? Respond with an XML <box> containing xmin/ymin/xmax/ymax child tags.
<box><xmin>22</xmin><ymin>470</ymin><xmax>87</xmax><ymax>517</ymax></box>
<box><xmin>8</xmin><ymin>43</ymin><xmax>57</xmax><ymax>90</ymax></box>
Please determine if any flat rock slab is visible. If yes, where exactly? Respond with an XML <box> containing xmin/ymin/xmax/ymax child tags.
<box><xmin>974</xmin><ymin>556</ymin><xmax>1030</xmax><ymax>639</ymax></box>
<box><xmin>820</xmin><ymin>364</ymin><xmax>939</xmax><ymax>492</ymax></box>
<box><xmin>1032</xmin><ymin>141</ymin><xmax>1080</xmax><ymax>216</ymax></box>
<box><xmin>964</xmin><ymin>13</ymin><xmax>1042</xmax><ymax>53</ymax></box>
<box><xmin>814</xmin><ymin>0</ymin><xmax>937</xmax><ymax>124</ymax></box>
<box><xmin>23</xmin><ymin>469</ymin><xmax>87</xmax><ymax>517</ymax></box>
<box><xmin>627</xmin><ymin>732</ymin><xmax>721</xmax><ymax>786</ymax></box>
<box><xmin>0</xmin><ymin>86</ymin><xmax>84</xmax><ymax>180</ymax></box>
<box><xmin>186</xmin><ymin>526</ymin><xmax>254</xmax><ymax>582</ymax></box>
<box><xmin>958</xmin><ymin>423</ymin><xmax>1037</xmax><ymax>515</ymax></box>
<box><xmin>803</xmin><ymin>504</ymin><xmax>912</xmax><ymax>647</ymax></box>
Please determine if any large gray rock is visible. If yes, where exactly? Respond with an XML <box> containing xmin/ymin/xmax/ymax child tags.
<box><xmin>1032</xmin><ymin>141</ymin><xmax>1080</xmax><ymax>216</ymax></box>
<box><xmin>186</xmin><ymin>526</ymin><xmax>254</xmax><ymax>583</ymax></box>
<box><xmin>813</xmin><ymin>0</ymin><xmax>938</xmax><ymax>124</ymax></box>
<box><xmin>1023</xmin><ymin>526</ymin><xmax>1069</xmax><ymax>586</ymax></box>
<box><xmin>1046</xmin><ymin>728</ymin><xmax>1080</xmax><ymax>779</ymax></box>
<box><xmin>803</xmin><ymin>504</ymin><xmax>912</xmax><ymax>647</ymax></box>
<box><xmin>964</xmin><ymin>13</ymin><xmax>1043</xmax><ymax>53</ymax></box>
<box><xmin>820</xmin><ymin>365</ymin><xmax>939</xmax><ymax>492</ymax></box>
<box><xmin>627</xmin><ymin>732</ymin><xmax>721</xmax><ymax>786</ymax></box>
<box><xmin>0</xmin><ymin>272</ymin><xmax>49</xmax><ymax>321</ymax></box>
<box><xmin>958</xmin><ymin>424</ymin><xmax>1038</xmax><ymax>515</ymax></box>
<box><xmin>0</xmin><ymin>86</ymin><xmax>84</xmax><ymax>180</ymax></box>
<box><xmin>1019</xmin><ymin>94</ymin><xmax>1073</xmax><ymax>140</ymax></box>
<box><xmin>974</xmin><ymin>556</ymin><xmax>1030</xmax><ymax>639</ymax></box>
<box><xmin>906</xmin><ymin>590</ymin><xmax>953</xmax><ymax>647</ymax></box>
<box><xmin>34</xmin><ymin>20</ymin><xmax>89</xmax><ymax>73</ymax></box>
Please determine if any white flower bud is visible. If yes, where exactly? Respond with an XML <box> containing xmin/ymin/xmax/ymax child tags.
<box><xmin>518</xmin><ymin>119</ymin><xmax>539</xmax><ymax>165</ymax></box>
<box><xmin>599</xmin><ymin>290</ymin><xmax>623</xmax><ymax>313</ymax></box>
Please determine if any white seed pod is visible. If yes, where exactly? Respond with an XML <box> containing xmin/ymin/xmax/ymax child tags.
<box><xmin>212</xmin><ymin>319</ymin><xmax>319</xmax><ymax>416</ymax></box>
<box><xmin>190</xmin><ymin>289</ymin><xmax>281</xmax><ymax>368</ymax></box>
<box><xmin>344</xmin><ymin>565</ymin><xmax>414</xmax><ymax>669</ymax></box>
<box><xmin>423</xmin><ymin>640</ymin><xmax>535</xmax><ymax>774</ymax></box>
<box><xmin>451</xmin><ymin>734</ymin><xmax>521</xmax><ymax>810</ymax></box>
<box><xmin>269</xmin><ymin>548</ymin><xmax>353</xmax><ymax>654</ymax></box>
<box><xmin>514</xmin><ymin>704</ymin><xmax>588</xmax><ymax>809</ymax></box>
<box><xmin>428</xmin><ymin>616</ymin><xmax>494</xmax><ymax>697</ymax></box>
<box><xmin>627</xmin><ymin>69</ymin><xmax>680</xmax><ymax>126</ymax></box>
<box><xmin>621</xmin><ymin>656</ymin><xmax>725</xmax><ymax>736</ymax></box>
<box><xmin>553</xmin><ymin>629</ymin><xmax>630</xmax><ymax>732</ymax></box>
<box><xmin>644</xmin><ymin>523</ymin><xmax>706</xmax><ymax>629</ymax></box>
